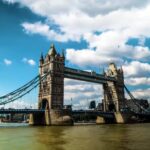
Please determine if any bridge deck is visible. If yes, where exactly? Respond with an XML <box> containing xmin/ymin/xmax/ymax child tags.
<box><xmin>0</xmin><ymin>109</ymin><xmax>45</xmax><ymax>114</ymax></box>
<box><xmin>0</xmin><ymin>109</ymin><xmax>149</xmax><ymax>121</ymax></box>
<box><xmin>72</xmin><ymin>110</ymin><xmax>114</xmax><ymax>118</ymax></box>
<box><xmin>0</xmin><ymin>109</ymin><xmax>114</xmax><ymax>119</ymax></box>
<box><xmin>64</xmin><ymin>67</ymin><xmax>116</xmax><ymax>84</ymax></box>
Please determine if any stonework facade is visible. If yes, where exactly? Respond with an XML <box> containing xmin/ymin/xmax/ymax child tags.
<box><xmin>38</xmin><ymin>44</ymin><xmax>65</xmax><ymax>111</ymax></box>
<box><xmin>31</xmin><ymin>44</ymin><xmax>73</xmax><ymax>125</ymax></box>
<box><xmin>103</xmin><ymin>63</ymin><xmax>125</xmax><ymax>112</ymax></box>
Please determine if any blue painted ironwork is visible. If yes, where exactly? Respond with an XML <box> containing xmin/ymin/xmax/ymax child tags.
<box><xmin>0</xmin><ymin>71</ymin><xmax>51</xmax><ymax>105</ymax></box>
<box><xmin>0</xmin><ymin>109</ymin><xmax>45</xmax><ymax>114</ymax></box>
<box><xmin>64</xmin><ymin>67</ymin><xmax>116</xmax><ymax>83</ymax></box>
<box><xmin>72</xmin><ymin>110</ymin><xmax>114</xmax><ymax>118</ymax></box>
<box><xmin>124</xmin><ymin>85</ymin><xmax>150</xmax><ymax>114</ymax></box>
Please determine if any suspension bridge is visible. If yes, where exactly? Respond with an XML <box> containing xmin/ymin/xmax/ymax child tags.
<box><xmin>0</xmin><ymin>44</ymin><xmax>150</xmax><ymax>125</ymax></box>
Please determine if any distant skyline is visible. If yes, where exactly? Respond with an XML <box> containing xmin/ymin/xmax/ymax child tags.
<box><xmin>1</xmin><ymin>0</ymin><xmax>150</xmax><ymax>108</ymax></box>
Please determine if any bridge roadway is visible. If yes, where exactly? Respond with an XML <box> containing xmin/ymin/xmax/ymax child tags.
<box><xmin>0</xmin><ymin>109</ymin><xmax>114</xmax><ymax>119</ymax></box>
<box><xmin>0</xmin><ymin>109</ymin><xmax>45</xmax><ymax>114</ymax></box>
<box><xmin>72</xmin><ymin>110</ymin><xmax>114</xmax><ymax>119</ymax></box>
<box><xmin>0</xmin><ymin>109</ymin><xmax>150</xmax><ymax>122</ymax></box>
<box><xmin>64</xmin><ymin>67</ymin><xmax>116</xmax><ymax>84</ymax></box>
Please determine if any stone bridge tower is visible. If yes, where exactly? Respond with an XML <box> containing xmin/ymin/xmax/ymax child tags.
<box><xmin>103</xmin><ymin>63</ymin><xmax>125</xmax><ymax>112</ymax></box>
<box><xmin>99</xmin><ymin>63</ymin><xmax>129</xmax><ymax>123</ymax></box>
<box><xmin>38</xmin><ymin>44</ymin><xmax>64</xmax><ymax>110</ymax></box>
<box><xmin>29</xmin><ymin>44</ymin><xmax>73</xmax><ymax>125</ymax></box>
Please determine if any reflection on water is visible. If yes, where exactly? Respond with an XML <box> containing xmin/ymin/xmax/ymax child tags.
<box><xmin>0</xmin><ymin>123</ymin><xmax>149</xmax><ymax>150</ymax></box>
<box><xmin>35</xmin><ymin>127</ymin><xmax>68</xmax><ymax>150</ymax></box>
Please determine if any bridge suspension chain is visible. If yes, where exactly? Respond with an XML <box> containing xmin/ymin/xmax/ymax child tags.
<box><xmin>124</xmin><ymin>85</ymin><xmax>149</xmax><ymax>113</ymax></box>
<box><xmin>0</xmin><ymin>71</ymin><xmax>51</xmax><ymax>105</ymax></box>
<box><xmin>0</xmin><ymin>75</ymin><xmax>40</xmax><ymax>99</ymax></box>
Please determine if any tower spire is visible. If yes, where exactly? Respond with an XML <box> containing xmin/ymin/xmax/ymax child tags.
<box><xmin>40</xmin><ymin>52</ymin><xmax>44</xmax><ymax>64</ymax></box>
<box><xmin>120</xmin><ymin>65</ymin><xmax>123</xmax><ymax>72</ymax></box>
<box><xmin>62</xmin><ymin>49</ymin><xmax>65</xmax><ymax>58</ymax></box>
<box><xmin>40</xmin><ymin>52</ymin><xmax>44</xmax><ymax>60</ymax></box>
<box><xmin>48</xmin><ymin>43</ymin><xmax>57</xmax><ymax>56</ymax></box>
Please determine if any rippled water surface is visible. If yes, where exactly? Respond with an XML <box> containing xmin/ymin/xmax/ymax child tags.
<box><xmin>0</xmin><ymin>123</ymin><xmax>149</xmax><ymax>150</ymax></box>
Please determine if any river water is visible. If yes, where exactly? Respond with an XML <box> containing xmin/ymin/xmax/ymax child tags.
<box><xmin>0</xmin><ymin>123</ymin><xmax>149</xmax><ymax>150</ymax></box>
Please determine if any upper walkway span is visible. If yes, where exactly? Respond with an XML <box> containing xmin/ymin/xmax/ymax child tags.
<box><xmin>64</xmin><ymin>67</ymin><xmax>116</xmax><ymax>84</ymax></box>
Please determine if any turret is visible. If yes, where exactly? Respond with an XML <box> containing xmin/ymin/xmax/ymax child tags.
<box><xmin>107</xmin><ymin>63</ymin><xmax>117</xmax><ymax>76</ymax></box>
<box><xmin>61</xmin><ymin>49</ymin><xmax>65</xmax><ymax>58</ymax></box>
<box><xmin>103</xmin><ymin>62</ymin><xmax>125</xmax><ymax>112</ymax></box>
<box><xmin>39</xmin><ymin>52</ymin><xmax>44</xmax><ymax>65</ymax></box>
<box><xmin>48</xmin><ymin>44</ymin><xmax>57</xmax><ymax>56</ymax></box>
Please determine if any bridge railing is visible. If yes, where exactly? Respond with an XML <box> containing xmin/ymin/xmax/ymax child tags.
<box><xmin>0</xmin><ymin>109</ymin><xmax>45</xmax><ymax>114</ymax></box>
<box><xmin>64</xmin><ymin>67</ymin><xmax>116</xmax><ymax>82</ymax></box>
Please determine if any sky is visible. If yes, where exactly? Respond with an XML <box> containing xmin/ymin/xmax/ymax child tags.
<box><xmin>0</xmin><ymin>0</ymin><xmax>150</xmax><ymax>109</ymax></box>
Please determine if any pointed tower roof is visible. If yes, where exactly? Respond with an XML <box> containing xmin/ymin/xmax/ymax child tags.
<box><xmin>48</xmin><ymin>44</ymin><xmax>57</xmax><ymax>56</ymax></box>
<box><xmin>40</xmin><ymin>52</ymin><xmax>44</xmax><ymax>60</ymax></box>
<box><xmin>120</xmin><ymin>65</ymin><xmax>123</xmax><ymax>72</ymax></box>
<box><xmin>61</xmin><ymin>49</ymin><xmax>65</xmax><ymax>58</ymax></box>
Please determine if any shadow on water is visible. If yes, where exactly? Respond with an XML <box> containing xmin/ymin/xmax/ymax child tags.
<box><xmin>0</xmin><ymin>123</ymin><xmax>150</xmax><ymax>150</ymax></box>
<box><xmin>34</xmin><ymin>126</ymin><xmax>72</xmax><ymax>150</ymax></box>
<box><xmin>96</xmin><ymin>124</ymin><xmax>150</xmax><ymax>150</ymax></box>
<box><xmin>64</xmin><ymin>124</ymin><xmax>132</xmax><ymax>150</ymax></box>
<box><xmin>97</xmin><ymin>124</ymin><xmax>131</xmax><ymax>150</ymax></box>
<box><xmin>35</xmin><ymin>124</ymin><xmax>133</xmax><ymax>150</ymax></box>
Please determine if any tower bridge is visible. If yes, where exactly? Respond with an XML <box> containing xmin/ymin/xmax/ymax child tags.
<box><xmin>0</xmin><ymin>44</ymin><xmax>150</xmax><ymax>125</ymax></box>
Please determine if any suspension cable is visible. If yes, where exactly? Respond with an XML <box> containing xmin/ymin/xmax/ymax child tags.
<box><xmin>0</xmin><ymin>75</ymin><xmax>39</xmax><ymax>99</ymax></box>
<box><xmin>124</xmin><ymin>85</ymin><xmax>149</xmax><ymax>113</ymax></box>
<box><xmin>0</xmin><ymin>70</ymin><xmax>51</xmax><ymax>105</ymax></box>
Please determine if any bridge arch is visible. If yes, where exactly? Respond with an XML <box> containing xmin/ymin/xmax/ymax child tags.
<box><xmin>108</xmin><ymin>103</ymin><xmax>116</xmax><ymax>112</ymax></box>
<box><xmin>40</xmin><ymin>99</ymin><xmax>49</xmax><ymax>110</ymax></box>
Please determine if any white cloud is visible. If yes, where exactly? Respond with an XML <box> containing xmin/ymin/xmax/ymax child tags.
<box><xmin>64</xmin><ymin>79</ymin><xmax>102</xmax><ymax>109</ymax></box>
<box><xmin>4</xmin><ymin>0</ymin><xmax>150</xmax><ymax>43</ymax></box>
<box><xmin>51</xmin><ymin>5</ymin><xmax>150</xmax><ymax>38</ymax></box>
<box><xmin>22</xmin><ymin>22</ymin><xmax>75</xmax><ymax>42</ymax></box>
<box><xmin>84</xmin><ymin>31</ymin><xmax>150</xmax><ymax>59</ymax></box>
<box><xmin>132</xmin><ymin>88</ymin><xmax>150</xmax><ymax>101</ymax></box>
<box><xmin>4</xmin><ymin>59</ymin><xmax>12</xmax><ymax>66</ymax></box>
<box><xmin>22</xmin><ymin>58</ymin><xmax>36</xmax><ymax>66</ymax></box>
<box><xmin>3</xmin><ymin>100</ymin><xmax>38</xmax><ymax>109</ymax></box>
<box><xmin>125</xmin><ymin>77</ymin><xmax>150</xmax><ymax>86</ymax></box>
<box><xmin>123</xmin><ymin>61</ymin><xmax>150</xmax><ymax>77</ymax></box>
<box><xmin>28</xmin><ymin>59</ymin><xmax>36</xmax><ymax>66</ymax></box>
<box><xmin>123</xmin><ymin>61</ymin><xmax>150</xmax><ymax>86</ymax></box>
<box><xmin>3</xmin><ymin>0</ymin><xmax>150</xmax><ymax>15</ymax></box>
<box><xmin>66</xmin><ymin>48</ymin><xmax>123</xmax><ymax>67</ymax></box>
<box><xmin>18</xmin><ymin>2</ymin><xmax>150</xmax><ymax>67</ymax></box>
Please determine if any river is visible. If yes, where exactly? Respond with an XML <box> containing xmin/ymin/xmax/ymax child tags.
<box><xmin>0</xmin><ymin>123</ymin><xmax>149</xmax><ymax>150</ymax></box>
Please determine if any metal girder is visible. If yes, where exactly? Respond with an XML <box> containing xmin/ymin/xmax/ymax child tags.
<box><xmin>0</xmin><ymin>109</ymin><xmax>45</xmax><ymax>114</ymax></box>
<box><xmin>64</xmin><ymin>74</ymin><xmax>107</xmax><ymax>84</ymax></box>
<box><xmin>0</xmin><ymin>71</ymin><xmax>51</xmax><ymax>105</ymax></box>
<box><xmin>64</xmin><ymin>67</ymin><xmax>116</xmax><ymax>83</ymax></box>
<box><xmin>72</xmin><ymin>110</ymin><xmax>114</xmax><ymax>118</ymax></box>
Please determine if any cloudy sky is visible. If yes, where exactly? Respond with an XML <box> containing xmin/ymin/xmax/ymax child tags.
<box><xmin>0</xmin><ymin>0</ymin><xmax>150</xmax><ymax>109</ymax></box>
